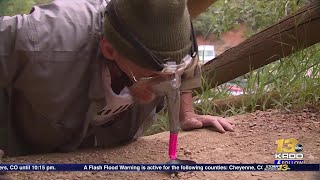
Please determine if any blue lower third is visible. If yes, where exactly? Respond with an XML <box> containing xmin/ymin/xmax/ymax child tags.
<box><xmin>274</xmin><ymin>160</ymin><xmax>305</xmax><ymax>164</ymax></box>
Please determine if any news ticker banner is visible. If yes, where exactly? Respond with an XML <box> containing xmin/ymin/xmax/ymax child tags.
<box><xmin>0</xmin><ymin>164</ymin><xmax>319</xmax><ymax>172</ymax></box>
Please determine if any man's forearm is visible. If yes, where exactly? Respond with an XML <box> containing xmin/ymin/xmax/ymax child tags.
<box><xmin>179</xmin><ymin>91</ymin><xmax>194</xmax><ymax>122</ymax></box>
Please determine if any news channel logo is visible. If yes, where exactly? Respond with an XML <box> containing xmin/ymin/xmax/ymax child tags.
<box><xmin>274</xmin><ymin>138</ymin><xmax>304</xmax><ymax>165</ymax></box>
<box><xmin>264</xmin><ymin>164</ymin><xmax>291</xmax><ymax>171</ymax></box>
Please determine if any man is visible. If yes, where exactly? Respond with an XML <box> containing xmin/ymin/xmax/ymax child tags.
<box><xmin>0</xmin><ymin>0</ymin><xmax>234</xmax><ymax>157</ymax></box>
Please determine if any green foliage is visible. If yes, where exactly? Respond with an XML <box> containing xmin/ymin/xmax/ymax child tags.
<box><xmin>144</xmin><ymin>111</ymin><xmax>169</xmax><ymax>136</ymax></box>
<box><xmin>0</xmin><ymin>0</ymin><xmax>35</xmax><ymax>16</ymax></box>
<box><xmin>0</xmin><ymin>0</ymin><xmax>51</xmax><ymax>16</ymax></box>
<box><xmin>193</xmin><ymin>0</ymin><xmax>311</xmax><ymax>38</ymax></box>
<box><xmin>194</xmin><ymin>44</ymin><xmax>320</xmax><ymax>117</ymax></box>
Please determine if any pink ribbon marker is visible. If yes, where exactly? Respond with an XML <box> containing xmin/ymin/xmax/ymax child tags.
<box><xmin>169</xmin><ymin>133</ymin><xmax>178</xmax><ymax>160</ymax></box>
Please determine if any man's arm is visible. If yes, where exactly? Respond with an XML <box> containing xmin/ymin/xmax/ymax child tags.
<box><xmin>180</xmin><ymin>91</ymin><xmax>194</xmax><ymax>114</ymax></box>
<box><xmin>0</xmin><ymin>14</ymin><xmax>30</xmax><ymax>87</ymax></box>
<box><xmin>178</xmin><ymin>55</ymin><xmax>234</xmax><ymax>132</ymax></box>
<box><xmin>179</xmin><ymin>91</ymin><xmax>201</xmax><ymax>129</ymax></box>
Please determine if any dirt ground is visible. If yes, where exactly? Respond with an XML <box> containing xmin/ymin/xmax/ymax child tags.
<box><xmin>2</xmin><ymin>106</ymin><xmax>320</xmax><ymax>180</ymax></box>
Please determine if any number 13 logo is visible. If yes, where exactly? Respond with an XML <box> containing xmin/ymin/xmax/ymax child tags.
<box><xmin>275</xmin><ymin>138</ymin><xmax>298</xmax><ymax>153</ymax></box>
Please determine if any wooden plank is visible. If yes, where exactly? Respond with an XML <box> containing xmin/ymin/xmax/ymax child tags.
<box><xmin>188</xmin><ymin>0</ymin><xmax>217</xmax><ymax>19</ymax></box>
<box><xmin>196</xmin><ymin>1</ymin><xmax>320</xmax><ymax>93</ymax></box>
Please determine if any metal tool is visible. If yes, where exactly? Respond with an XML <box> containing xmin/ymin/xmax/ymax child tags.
<box><xmin>151</xmin><ymin>55</ymin><xmax>197</xmax><ymax>165</ymax></box>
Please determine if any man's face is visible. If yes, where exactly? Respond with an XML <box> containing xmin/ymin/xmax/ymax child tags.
<box><xmin>100</xmin><ymin>38</ymin><xmax>174</xmax><ymax>104</ymax></box>
<box><xmin>122</xmin><ymin>57</ymin><xmax>175</xmax><ymax>104</ymax></box>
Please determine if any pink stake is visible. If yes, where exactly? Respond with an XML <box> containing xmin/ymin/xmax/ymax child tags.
<box><xmin>169</xmin><ymin>133</ymin><xmax>178</xmax><ymax>160</ymax></box>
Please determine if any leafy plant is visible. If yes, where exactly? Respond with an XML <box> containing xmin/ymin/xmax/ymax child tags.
<box><xmin>0</xmin><ymin>0</ymin><xmax>52</xmax><ymax>16</ymax></box>
<box><xmin>193</xmin><ymin>0</ymin><xmax>311</xmax><ymax>38</ymax></box>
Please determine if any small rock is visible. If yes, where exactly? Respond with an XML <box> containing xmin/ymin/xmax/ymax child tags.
<box><xmin>170</xmin><ymin>173</ymin><xmax>177</xmax><ymax>179</ymax></box>
<box><xmin>255</xmin><ymin>110</ymin><xmax>262</xmax><ymax>115</ymax></box>
<box><xmin>184</xmin><ymin>149</ymin><xmax>192</xmax><ymax>156</ymax></box>
<box><xmin>308</xmin><ymin>155</ymin><xmax>315</xmax><ymax>160</ymax></box>
<box><xmin>301</xmin><ymin>113</ymin><xmax>308</xmax><ymax>118</ymax></box>
<box><xmin>249</xmin><ymin>130</ymin><xmax>254</xmax><ymax>132</ymax></box>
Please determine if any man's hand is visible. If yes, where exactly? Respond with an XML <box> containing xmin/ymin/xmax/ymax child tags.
<box><xmin>179</xmin><ymin>91</ymin><xmax>235</xmax><ymax>133</ymax></box>
<box><xmin>180</xmin><ymin>111</ymin><xmax>235</xmax><ymax>133</ymax></box>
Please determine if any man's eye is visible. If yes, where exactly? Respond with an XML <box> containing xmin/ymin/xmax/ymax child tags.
<box><xmin>140</xmin><ymin>77</ymin><xmax>155</xmax><ymax>81</ymax></box>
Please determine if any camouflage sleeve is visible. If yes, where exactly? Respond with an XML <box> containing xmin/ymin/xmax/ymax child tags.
<box><xmin>180</xmin><ymin>56</ymin><xmax>201</xmax><ymax>91</ymax></box>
